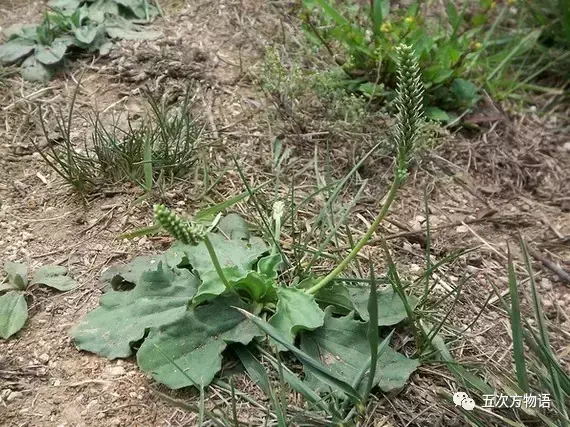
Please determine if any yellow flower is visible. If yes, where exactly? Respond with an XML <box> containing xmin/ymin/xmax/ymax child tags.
<box><xmin>405</xmin><ymin>16</ymin><xmax>415</xmax><ymax>24</ymax></box>
<box><xmin>381</xmin><ymin>22</ymin><xmax>392</xmax><ymax>33</ymax></box>
<box><xmin>490</xmin><ymin>1</ymin><xmax>497</xmax><ymax>9</ymax></box>
<box><xmin>473</xmin><ymin>42</ymin><xmax>483</xmax><ymax>50</ymax></box>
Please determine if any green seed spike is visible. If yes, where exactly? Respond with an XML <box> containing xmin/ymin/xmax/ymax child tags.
<box><xmin>153</xmin><ymin>204</ymin><xmax>206</xmax><ymax>245</ymax></box>
<box><xmin>393</xmin><ymin>44</ymin><xmax>424</xmax><ymax>180</ymax></box>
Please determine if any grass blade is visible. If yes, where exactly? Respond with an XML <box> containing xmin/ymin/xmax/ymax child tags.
<box><xmin>364</xmin><ymin>260</ymin><xmax>379</xmax><ymax>398</ymax></box>
<box><xmin>143</xmin><ymin>135</ymin><xmax>153</xmax><ymax>192</ymax></box>
<box><xmin>506</xmin><ymin>244</ymin><xmax>529</xmax><ymax>393</ymax></box>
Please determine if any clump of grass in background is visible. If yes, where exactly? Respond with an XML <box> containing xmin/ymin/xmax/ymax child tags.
<box><xmin>479</xmin><ymin>0</ymin><xmax>570</xmax><ymax>102</ymax></box>
<box><xmin>35</xmin><ymin>85</ymin><xmax>204</xmax><ymax>195</ymax></box>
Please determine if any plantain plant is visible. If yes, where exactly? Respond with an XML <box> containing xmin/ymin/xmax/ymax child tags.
<box><xmin>0</xmin><ymin>0</ymin><xmax>160</xmax><ymax>81</ymax></box>
<box><xmin>70</xmin><ymin>45</ymin><xmax>425</xmax><ymax>423</ymax></box>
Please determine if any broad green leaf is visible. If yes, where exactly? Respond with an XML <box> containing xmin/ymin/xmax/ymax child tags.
<box><xmin>74</xmin><ymin>24</ymin><xmax>100</xmax><ymax>45</ymax></box>
<box><xmin>98</xmin><ymin>41</ymin><xmax>113</xmax><ymax>55</ymax></box>
<box><xmin>269</xmin><ymin>287</ymin><xmax>324</xmax><ymax>350</ymax></box>
<box><xmin>257</xmin><ymin>253</ymin><xmax>282</xmax><ymax>279</ymax></box>
<box><xmin>4</xmin><ymin>262</ymin><xmax>28</xmax><ymax>291</ymax></box>
<box><xmin>192</xmin><ymin>265</ymin><xmax>242</xmax><ymax>305</ymax></box>
<box><xmin>21</xmin><ymin>56</ymin><xmax>54</xmax><ymax>82</ymax></box>
<box><xmin>0</xmin><ymin>39</ymin><xmax>35</xmax><ymax>64</ymax></box>
<box><xmin>114</xmin><ymin>0</ymin><xmax>159</xmax><ymax>19</ymax></box>
<box><xmin>71</xmin><ymin>262</ymin><xmax>198</xmax><ymax>359</ymax></box>
<box><xmin>348</xmin><ymin>284</ymin><xmax>418</xmax><ymax>326</ymax></box>
<box><xmin>0</xmin><ymin>292</ymin><xmax>28</xmax><ymax>339</ymax></box>
<box><xmin>232</xmin><ymin>271</ymin><xmax>277</xmax><ymax>303</ymax></box>
<box><xmin>0</xmin><ymin>282</ymin><xmax>20</xmax><ymax>293</ymax></box>
<box><xmin>184</xmin><ymin>233</ymin><xmax>266</xmax><ymax>275</ymax></box>
<box><xmin>4</xmin><ymin>23</ymin><xmax>38</xmax><ymax>40</ymax></box>
<box><xmin>47</xmin><ymin>0</ymin><xmax>81</xmax><ymax>9</ymax></box>
<box><xmin>105</xmin><ymin>17</ymin><xmax>161</xmax><ymax>40</ymax></box>
<box><xmin>300</xmin><ymin>309</ymin><xmax>419</xmax><ymax>395</ymax></box>
<box><xmin>185</xmin><ymin>231</ymin><xmax>267</xmax><ymax>304</ymax></box>
<box><xmin>217</xmin><ymin>213</ymin><xmax>250</xmax><ymax>240</ymax></box>
<box><xmin>30</xmin><ymin>265</ymin><xmax>77</xmax><ymax>291</ymax></box>
<box><xmin>100</xmin><ymin>255</ymin><xmax>173</xmax><ymax>290</ymax></box>
<box><xmin>425</xmin><ymin>107</ymin><xmax>450</xmax><ymax>122</ymax></box>
<box><xmin>451</xmin><ymin>78</ymin><xmax>479</xmax><ymax>106</ymax></box>
<box><xmin>35</xmin><ymin>39</ymin><xmax>68</xmax><ymax>65</ymax></box>
<box><xmin>137</xmin><ymin>295</ymin><xmax>259</xmax><ymax>389</ymax></box>
<box><xmin>88</xmin><ymin>0</ymin><xmax>120</xmax><ymax>23</ymax></box>
<box><xmin>237</xmin><ymin>307</ymin><xmax>362</xmax><ymax>404</ymax></box>
<box><xmin>313</xmin><ymin>282</ymin><xmax>354</xmax><ymax>315</ymax></box>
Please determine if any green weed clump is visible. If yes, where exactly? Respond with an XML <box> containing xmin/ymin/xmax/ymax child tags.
<box><xmin>479</xmin><ymin>0</ymin><xmax>570</xmax><ymax>100</ymax></box>
<box><xmin>0</xmin><ymin>0</ymin><xmax>161</xmax><ymax>81</ymax></box>
<box><xmin>261</xmin><ymin>45</ymin><xmax>371</xmax><ymax>127</ymax></box>
<box><xmin>36</xmin><ymin>86</ymin><xmax>203</xmax><ymax>195</ymax></box>
<box><xmin>1</xmin><ymin>262</ymin><xmax>77</xmax><ymax>339</ymax></box>
<box><xmin>68</xmin><ymin>45</ymin><xmax>425</xmax><ymax>425</ymax></box>
<box><xmin>300</xmin><ymin>0</ymin><xmax>490</xmax><ymax>119</ymax></box>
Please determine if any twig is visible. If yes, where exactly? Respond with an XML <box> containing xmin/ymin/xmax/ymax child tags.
<box><xmin>331</xmin><ymin>215</ymin><xmax>517</xmax><ymax>252</ymax></box>
<box><xmin>527</xmin><ymin>245</ymin><xmax>570</xmax><ymax>284</ymax></box>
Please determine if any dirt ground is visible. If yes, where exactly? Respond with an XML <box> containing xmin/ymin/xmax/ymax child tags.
<box><xmin>1</xmin><ymin>0</ymin><xmax>569</xmax><ymax>426</ymax></box>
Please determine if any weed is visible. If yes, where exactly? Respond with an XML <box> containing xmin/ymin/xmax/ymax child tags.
<box><xmin>300</xmin><ymin>0</ymin><xmax>489</xmax><ymax>118</ymax></box>
<box><xmin>35</xmin><ymin>85</ymin><xmax>203</xmax><ymax>195</ymax></box>
<box><xmin>261</xmin><ymin>45</ymin><xmax>371</xmax><ymax>127</ymax></box>
<box><xmin>68</xmin><ymin>45</ymin><xmax>423</xmax><ymax>425</ymax></box>
<box><xmin>0</xmin><ymin>0</ymin><xmax>161</xmax><ymax>81</ymax></box>
<box><xmin>0</xmin><ymin>262</ymin><xmax>77</xmax><ymax>339</ymax></box>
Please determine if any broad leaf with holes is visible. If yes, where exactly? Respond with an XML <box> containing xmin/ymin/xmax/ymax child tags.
<box><xmin>300</xmin><ymin>308</ymin><xmax>419</xmax><ymax>395</ymax></box>
<box><xmin>137</xmin><ymin>295</ymin><xmax>260</xmax><ymax>389</ymax></box>
<box><xmin>71</xmin><ymin>262</ymin><xmax>198</xmax><ymax>359</ymax></box>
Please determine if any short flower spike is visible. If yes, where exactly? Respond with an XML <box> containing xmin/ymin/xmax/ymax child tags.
<box><xmin>153</xmin><ymin>204</ymin><xmax>206</xmax><ymax>245</ymax></box>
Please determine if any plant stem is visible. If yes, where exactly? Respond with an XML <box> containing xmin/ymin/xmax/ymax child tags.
<box><xmin>204</xmin><ymin>235</ymin><xmax>230</xmax><ymax>290</ymax></box>
<box><xmin>306</xmin><ymin>175</ymin><xmax>401</xmax><ymax>295</ymax></box>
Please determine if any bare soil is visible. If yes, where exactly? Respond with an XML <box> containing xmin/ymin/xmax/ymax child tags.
<box><xmin>1</xmin><ymin>0</ymin><xmax>569</xmax><ymax>426</ymax></box>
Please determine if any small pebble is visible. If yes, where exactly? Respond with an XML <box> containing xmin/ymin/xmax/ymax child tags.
<box><xmin>540</xmin><ymin>278</ymin><xmax>553</xmax><ymax>291</ymax></box>
<box><xmin>107</xmin><ymin>366</ymin><xmax>126</xmax><ymax>376</ymax></box>
<box><xmin>6</xmin><ymin>391</ymin><xmax>23</xmax><ymax>402</ymax></box>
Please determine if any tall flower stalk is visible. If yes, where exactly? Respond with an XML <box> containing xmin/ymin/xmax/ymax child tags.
<box><xmin>306</xmin><ymin>45</ymin><xmax>424</xmax><ymax>295</ymax></box>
